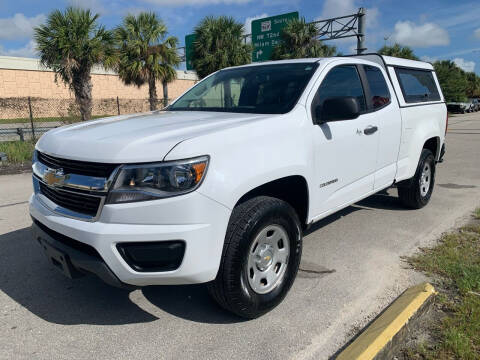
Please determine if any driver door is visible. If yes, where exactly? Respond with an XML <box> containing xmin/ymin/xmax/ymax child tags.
<box><xmin>309</xmin><ymin>64</ymin><xmax>380</xmax><ymax>218</ymax></box>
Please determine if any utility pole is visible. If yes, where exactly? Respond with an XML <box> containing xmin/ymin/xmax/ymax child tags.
<box><xmin>356</xmin><ymin>8</ymin><xmax>366</xmax><ymax>54</ymax></box>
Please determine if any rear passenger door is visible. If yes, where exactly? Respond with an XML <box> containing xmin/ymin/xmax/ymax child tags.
<box><xmin>309</xmin><ymin>63</ymin><xmax>380</xmax><ymax>218</ymax></box>
<box><xmin>361</xmin><ymin>65</ymin><xmax>402</xmax><ymax>190</ymax></box>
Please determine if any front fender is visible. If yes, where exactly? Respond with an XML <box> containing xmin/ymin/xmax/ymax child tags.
<box><xmin>164</xmin><ymin>106</ymin><xmax>314</xmax><ymax>210</ymax></box>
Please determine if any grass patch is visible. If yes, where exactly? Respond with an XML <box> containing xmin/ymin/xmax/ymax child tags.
<box><xmin>404</xmin><ymin>213</ymin><xmax>480</xmax><ymax>360</ymax></box>
<box><xmin>474</xmin><ymin>208</ymin><xmax>480</xmax><ymax>220</ymax></box>
<box><xmin>0</xmin><ymin>116</ymin><xmax>65</xmax><ymax>124</ymax></box>
<box><xmin>0</xmin><ymin>115</ymin><xmax>109</xmax><ymax>125</ymax></box>
<box><xmin>0</xmin><ymin>140</ymin><xmax>36</xmax><ymax>164</ymax></box>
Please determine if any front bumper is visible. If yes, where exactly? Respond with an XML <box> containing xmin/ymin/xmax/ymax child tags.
<box><xmin>32</xmin><ymin>219</ymin><xmax>132</xmax><ymax>289</ymax></box>
<box><xmin>29</xmin><ymin>190</ymin><xmax>231</xmax><ymax>286</ymax></box>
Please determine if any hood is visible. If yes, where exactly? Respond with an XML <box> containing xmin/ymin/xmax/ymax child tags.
<box><xmin>36</xmin><ymin>111</ymin><xmax>271</xmax><ymax>163</ymax></box>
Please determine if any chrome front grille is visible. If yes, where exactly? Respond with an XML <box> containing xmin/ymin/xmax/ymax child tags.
<box><xmin>39</xmin><ymin>182</ymin><xmax>102</xmax><ymax>217</ymax></box>
<box><xmin>33</xmin><ymin>151</ymin><xmax>120</xmax><ymax>221</ymax></box>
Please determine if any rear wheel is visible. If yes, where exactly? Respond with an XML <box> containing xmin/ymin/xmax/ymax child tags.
<box><xmin>208</xmin><ymin>196</ymin><xmax>302</xmax><ymax>319</ymax></box>
<box><xmin>398</xmin><ymin>148</ymin><xmax>436</xmax><ymax>209</ymax></box>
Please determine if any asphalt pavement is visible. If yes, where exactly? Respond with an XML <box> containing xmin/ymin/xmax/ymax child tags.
<box><xmin>1</xmin><ymin>112</ymin><xmax>479</xmax><ymax>360</ymax></box>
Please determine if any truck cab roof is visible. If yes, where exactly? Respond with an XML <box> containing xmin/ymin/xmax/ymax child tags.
<box><xmin>224</xmin><ymin>54</ymin><xmax>434</xmax><ymax>72</ymax></box>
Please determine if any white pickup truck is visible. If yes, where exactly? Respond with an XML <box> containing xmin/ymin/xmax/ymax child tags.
<box><xmin>30</xmin><ymin>54</ymin><xmax>447</xmax><ymax>318</ymax></box>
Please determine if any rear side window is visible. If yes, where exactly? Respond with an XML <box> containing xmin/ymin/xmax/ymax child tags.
<box><xmin>364</xmin><ymin>65</ymin><xmax>390</xmax><ymax>109</ymax></box>
<box><xmin>395</xmin><ymin>68</ymin><xmax>441</xmax><ymax>103</ymax></box>
<box><xmin>314</xmin><ymin>65</ymin><xmax>367</xmax><ymax>113</ymax></box>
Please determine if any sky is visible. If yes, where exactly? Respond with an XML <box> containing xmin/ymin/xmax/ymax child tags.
<box><xmin>0</xmin><ymin>0</ymin><xmax>479</xmax><ymax>74</ymax></box>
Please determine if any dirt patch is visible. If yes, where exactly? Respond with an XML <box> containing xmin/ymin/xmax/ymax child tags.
<box><xmin>0</xmin><ymin>162</ymin><xmax>32</xmax><ymax>175</ymax></box>
<box><xmin>388</xmin><ymin>287</ymin><xmax>449</xmax><ymax>359</ymax></box>
<box><xmin>391</xmin><ymin>213</ymin><xmax>480</xmax><ymax>360</ymax></box>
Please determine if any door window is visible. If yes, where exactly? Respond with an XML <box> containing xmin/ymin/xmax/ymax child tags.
<box><xmin>364</xmin><ymin>65</ymin><xmax>391</xmax><ymax>109</ymax></box>
<box><xmin>313</xmin><ymin>65</ymin><xmax>367</xmax><ymax>114</ymax></box>
<box><xmin>395</xmin><ymin>68</ymin><xmax>441</xmax><ymax>103</ymax></box>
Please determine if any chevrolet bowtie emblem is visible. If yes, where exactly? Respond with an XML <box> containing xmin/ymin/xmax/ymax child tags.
<box><xmin>44</xmin><ymin>168</ymin><xmax>66</xmax><ymax>186</ymax></box>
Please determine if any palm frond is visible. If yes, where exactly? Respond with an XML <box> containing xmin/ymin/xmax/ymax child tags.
<box><xmin>114</xmin><ymin>12</ymin><xmax>179</xmax><ymax>87</ymax></box>
<box><xmin>34</xmin><ymin>7</ymin><xmax>114</xmax><ymax>86</ymax></box>
<box><xmin>192</xmin><ymin>16</ymin><xmax>252</xmax><ymax>79</ymax></box>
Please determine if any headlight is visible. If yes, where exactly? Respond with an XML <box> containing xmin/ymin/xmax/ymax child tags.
<box><xmin>107</xmin><ymin>156</ymin><xmax>209</xmax><ymax>204</ymax></box>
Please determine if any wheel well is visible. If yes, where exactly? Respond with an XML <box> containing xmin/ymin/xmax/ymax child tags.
<box><xmin>235</xmin><ymin>176</ymin><xmax>309</xmax><ymax>228</ymax></box>
<box><xmin>423</xmin><ymin>137</ymin><xmax>439</xmax><ymax>159</ymax></box>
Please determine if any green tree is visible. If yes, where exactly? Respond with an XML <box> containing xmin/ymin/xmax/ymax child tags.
<box><xmin>34</xmin><ymin>7</ymin><xmax>114</xmax><ymax>121</ymax></box>
<box><xmin>115</xmin><ymin>12</ymin><xmax>180</xmax><ymax>110</ymax></box>
<box><xmin>378</xmin><ymin>43</ymin><xmax>419</xmax><ymax>60</ymax></box>
<box><xmin>192</xmin><ymin>16</ymin><xmax>251</xmax><ymax>79</ymax></box>
<box><xmin>465</xmin><ymin>72</ymin><xmax>480</xmax><ymax>98</ymax></box>
<box><xmin>272</xmin><ymin>18</ymin><xmax>336</xmax><ymax>60</ymax></box>
<box><xmin>433</xmin><ymin>60</ymin><xmax>468</xmax><ymax>102</ymax></box>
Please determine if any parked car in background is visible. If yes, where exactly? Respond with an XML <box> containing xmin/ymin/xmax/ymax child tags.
<box><xmin>30</xmin><ymin>54</ymin><xmax>447</xmax><ymax>318</ymax></box>
<box><xmin>468</xmin><ymin>98</ymin><xmax>480</xmax><ymax>112</ymax></box>
<box><xmin>447</xmin><ymin>101</ymin><xmax>470</xmax><ymax>113</ymax></box>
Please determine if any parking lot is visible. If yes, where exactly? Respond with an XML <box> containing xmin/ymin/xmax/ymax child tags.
<box><xmin>1</xmin><ymin>112</ymin><xmax>479</xmax><ymax>360</ymax></box>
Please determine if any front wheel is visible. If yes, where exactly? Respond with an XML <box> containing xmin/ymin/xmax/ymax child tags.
<box><xmin>398</xmin><ymin>148</ymin><xmax>436</xmax><ymax>209</ymax></box>
<box><xmin>208</xmin><ymin>196</ymin><xmax>302</xmax><ymax>319</ymax></box>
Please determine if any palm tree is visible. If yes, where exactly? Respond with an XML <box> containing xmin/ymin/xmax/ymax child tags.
<box><xmin>34</xmin><ymin>7</ymin><xmax>114</xmax><ymax>121</ymax></box>
<box><xmin>192</xmin><ymin>16</ymin><xmax>251</xmax><ymax>79</ymax></box>
<box><xmin>115</xmin><ymin>12</ymin><xmax>180</xmax><ymax>111</ymax></box>
<box><xmin>271</xmin><ymin>18</ymin><xmax>336</xmax><ymax>60</ymax></box>
<box><xmin>378</xmin><ymin>43</ymin><xmax>419</xmax><ymax>60</ymax></box>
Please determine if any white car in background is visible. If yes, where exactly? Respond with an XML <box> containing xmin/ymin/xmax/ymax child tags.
<box><xmin>30</xmin><ymin>54</ymin><xmax>447</xmax><ymax>318</ymax></box>
<box><xmin>468</xmin><ymin>98</ymin><xmax>480</xmax><ymax>112</ymax></box>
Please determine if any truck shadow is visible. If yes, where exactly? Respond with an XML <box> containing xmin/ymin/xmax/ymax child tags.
<box><xmin>141</xmin><ymin>285</ymin><xmax>243</xmax><ymax>324</ymax></box>
<box><xmin>356</xmin><ymin>188</ymin><xmax>409</xmax><ymax>211</ymax></box>
<box><xmin>305</xmin><ymin>189</ymin><xmax>405</xmax><ymax>235</ymax></box>
<box><xmin>0</xmin><ymin>190</ymin><xmax>404</xmax><ymax>326</ymax></box>
<box><xmin>0</xmin><ymin>227</ymin><xmax>241</xmax><ymax>326</ymax></box>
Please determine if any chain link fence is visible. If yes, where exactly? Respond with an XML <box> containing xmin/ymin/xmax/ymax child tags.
<box><xmin>0</xmin><ymin>97</ymin><xmax>170</xmax><ymax>142</ymax></box>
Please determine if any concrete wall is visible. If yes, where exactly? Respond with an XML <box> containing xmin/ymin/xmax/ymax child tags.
<box><xmin>0</xmin><ymin>56</ymin><xmax>198</xmax><ymax>100</ymax></box>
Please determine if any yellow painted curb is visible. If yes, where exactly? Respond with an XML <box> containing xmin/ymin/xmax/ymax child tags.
<box><xmin>337</xmin><ymin>282</ymin><xmax>436</xmax><ymax>360</ymax></box>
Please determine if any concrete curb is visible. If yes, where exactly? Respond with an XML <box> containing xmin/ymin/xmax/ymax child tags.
<box><xmin>336</xmin><ymin>282</ymin><xmax>436</xmax><ymax>360</ymax></box>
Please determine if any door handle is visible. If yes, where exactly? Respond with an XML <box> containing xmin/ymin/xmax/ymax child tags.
<box><xmin>364</xmin><ymin>125</ymin><xmax>378</xmax><ymax>135</ymax></box>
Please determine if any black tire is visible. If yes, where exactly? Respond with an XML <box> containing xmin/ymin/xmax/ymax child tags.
<box><xmin>398</xmin><ymin>149</ymin><xmax>436</xmax><ymax>209</ymax></box>
<box><xmin>208</xmin><ymin>196</ymin><xmax>302</xmax><ymax>319</ymax></box>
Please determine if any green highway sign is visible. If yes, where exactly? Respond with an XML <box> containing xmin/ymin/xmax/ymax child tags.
<box><xmin>185</xmin><ymin>34</ymin><xmax>196</xmax><ymax>71</ymax></box>
<box><xmin>251</xmin><ymin>12</ymin><xmax>299</xmax><ymax>62</ymax></box>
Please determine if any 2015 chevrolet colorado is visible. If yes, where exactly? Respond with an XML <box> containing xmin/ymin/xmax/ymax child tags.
<box><xmin>30</xmin><ymin>54</ymin><xmax>447</xmax><ymax>318</ymax></box>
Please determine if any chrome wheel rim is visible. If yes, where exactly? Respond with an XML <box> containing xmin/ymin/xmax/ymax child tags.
<box><xmin>420</xmin><ymin>163</ymin><xmax>431</xmax><ymax>197</ymax></box>
<box><xmin>246</xmin><ymin>224</ymin><xmax>290</xmax><ymax>294</ymax></box>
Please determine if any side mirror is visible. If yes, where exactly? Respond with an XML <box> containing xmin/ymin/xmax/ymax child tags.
<box><xmin>314</xmin><ymin>97</ymin><xmax>360</xmax><ymax>123</ymax></box>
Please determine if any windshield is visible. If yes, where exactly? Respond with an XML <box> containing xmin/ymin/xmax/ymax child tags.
<box><xmin>168</xmin><ymin>63</ymin><xmax>319</xmax><ymax>114</ymax></box>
